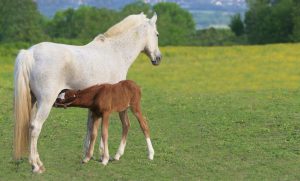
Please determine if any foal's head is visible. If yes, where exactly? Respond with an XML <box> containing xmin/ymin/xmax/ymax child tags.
<box><xmin>65</xmin><ymin>90</ymin><xmax>77</xmax><ymax>99</ymax></box>
<box><xmin>56</xmin><ymin>89</ymin><xmax>77</xmax><ymax>104</ymax></box>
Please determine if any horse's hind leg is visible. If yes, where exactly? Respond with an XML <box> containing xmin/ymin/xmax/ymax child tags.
<box><xmin>83</xmin><ymin>113</ymin><xmax>100</xmax><ymax>163</ymax></box>
<box><xmin>131</xmin><ymin>104</ymin><xmax>154</xmax><ymax>160</ymax></box>
<box><xmin>114</xmin><ymin>110</ymin><xmax>130</xmax><ymax>161</ymax></box>
<box><xmin>83</xmin><ymin>111</ymin><xmax>92</xmax><ymax>160</ymax></box>
<box><xmin>29</xmin><ymin>101</ymin><xmax>53</xmax><ymax>173</ymax></box>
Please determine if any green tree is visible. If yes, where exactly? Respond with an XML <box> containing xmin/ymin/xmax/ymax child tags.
<box><xmin>153</xmin><ymin>2</ymin><xmax>196</xmax><ymax>45</ymax></box>
<box><xmin>46</xmin><ymin>6</ymin><xmax>118</xmax><ymax>41</ymax></box>
<box><xmin>292</xmin><ymin>0</ymin><xmax>300</xmax><ymax>41</ymax></box>
<box><xmin>0</xmin><ymin>0</ymin><xmax>46</xmax><ymax>42</ymax></box>
<box><xmin>72</xmin><ymin>6</ymin><xmax>118</xmax><ymax>40</ymax></box>
<box><xmin>45</xmin><ymin>2</ymin><xmax>196</xmax><ymax>46</ymax></box>
<box><xmin>229</xmin><ymin>14</ymin><xmax>245</xmax><ymax>36</ymax></box>
<box><xmin>121</xmin><ymin>1</ymin><xmax>151</xmax><ymax>17</ymax></box>
<box><xmin>245</xmin><ymin>0</ymin><xmax>294</xmax><ymax>44</ymax></box>
<box><xmin>46</xmin><ymin>8</ymin><xmax>77</xmax><ymax>39</ymax></box>
<box><xmin>192</xmin><ymin>28</ymin><xmax>240</xmax><ymax>46</ymax></box>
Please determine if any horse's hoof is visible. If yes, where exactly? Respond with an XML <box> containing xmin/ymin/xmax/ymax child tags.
<box><xmin>39</xmin><ymin>165</ymin><xmax>46</xmax><ymax>173</ymax></box>
<box><xmin>32</xmin><ymin>165</ymin><xmax>45</xmax><ymax>174</ymax></box>
<box><xmin>148</xmin><ymin>153</ymin><xmax>154</xmax><ymax>160</ymax></box>
<box><xmin>101</xmin><ymin>159</ymin><xmax>109</xmax><ymax>165</ymax></box>
<box><xmin>82</xmin><ymin>157</ymin><xmax>90</xmax><ymax>164</ymax></box>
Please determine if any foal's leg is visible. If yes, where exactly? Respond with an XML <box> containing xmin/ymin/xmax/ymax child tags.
<box><xmin>82</xmin><ymin>113</ymin><xmax>100</xmax><ymax>163</ymax></box>
<box><xmin>114</xmin><ymin>110</ymin><xmax>130</xmax><ymax>160</ymax></box>
<box><xmin>101</xmin><ymin>112</ymin><xmax>110</xmax><ymax>165</ymax></box>
<box><xmin>99</xmin><ymin>134</ymin><xmax>104</xmax><ymax>160</ymax></box>
<box><xmin>131</xmin><ymin>104</ymin><xmax>155</xmax><ymax>160</ymax></box>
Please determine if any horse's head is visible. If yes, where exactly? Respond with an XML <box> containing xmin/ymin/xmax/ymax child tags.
<box><xmin>143</xmin><ymin>13</ymin><xmax>162</xmax><ymax>66</ymax></box>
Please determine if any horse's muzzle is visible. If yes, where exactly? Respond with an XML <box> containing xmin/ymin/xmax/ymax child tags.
<box><xmin>151</xmin><ymin>54</ymin><xmax>162</xmax><ymax>66</ymax></box>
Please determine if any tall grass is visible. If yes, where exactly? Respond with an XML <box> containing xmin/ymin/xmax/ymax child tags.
<box><xmin>0</xmin><ymin>44</ymin><xmax>300</xmax><ymax>180</ymax></box>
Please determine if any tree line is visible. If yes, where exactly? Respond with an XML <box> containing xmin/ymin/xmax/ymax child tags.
<box><xmin>230</xmin><ymin>0</ymin><xmax>300</xmax><ymax>44</ymax></box>
<box><xmin>1</xmin><ymin>0</ymin><xmax>300</xmax><ymax>46</ymax></box>
<box><xmin>0</xmin><ymin>0</ymin><xmax>195</xmax><ymax>46</ymax></box>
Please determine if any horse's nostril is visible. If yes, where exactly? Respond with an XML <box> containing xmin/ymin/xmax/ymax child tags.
<box><xmin>157</xmin><ymin>55</ymin><xmax>161</xmax><ymax>62</ymax></box>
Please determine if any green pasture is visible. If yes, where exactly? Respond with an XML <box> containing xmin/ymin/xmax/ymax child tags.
<box><xmin>0</xmin><ymin>44</ymin><xmax>300</xmax><ymax>180</ymax></box>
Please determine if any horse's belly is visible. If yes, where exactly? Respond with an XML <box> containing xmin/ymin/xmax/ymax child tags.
<box><xmin>66</xmin><ymin>64</ymin><xmax>123</xmax><ymax>90</ymax></box>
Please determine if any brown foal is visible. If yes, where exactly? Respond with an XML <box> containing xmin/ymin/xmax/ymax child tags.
<box><xmin>54</xmin><ymin>80</ymin><xmax>154</xmax><ymax>165</ymax></box>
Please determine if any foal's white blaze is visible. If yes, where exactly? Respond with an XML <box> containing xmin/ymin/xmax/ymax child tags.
<box><xmin>146</xmin><ymin>138</ymin><xmax>154</xmax><ymax>160</ymax></box>
<box><xmin>57</xmin><ymin>92</ymin><xmax>65</xmax><ymax>100</ymax></box>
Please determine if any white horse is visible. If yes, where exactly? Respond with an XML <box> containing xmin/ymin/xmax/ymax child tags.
<box><xmin>13</xmin><ymin>13</ymin><xmax>161</xmax><ymax>173</ymax></box>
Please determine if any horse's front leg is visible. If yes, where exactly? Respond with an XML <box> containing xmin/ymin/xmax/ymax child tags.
<box><xmin>101</xmin><ymin>112</ymin><xmax>110</xmax><ymax>165</ymax></box>
<box><xmin>82</xmin><ymin>113</ymin><xmax>100</xmax><ymax>163</ymax></box>
<box><xmin>114</xmin><ymin>110</ymin><xmax>130</xmax><ymax>160</ymax></box>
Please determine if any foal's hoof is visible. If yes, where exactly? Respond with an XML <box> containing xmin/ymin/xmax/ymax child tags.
<box><xmin>101</xmin><ymin>161</ymin><xmax>108</xmax><ymax>165</ymax></box>
<box><xmin>32</xmin><ymin>165</ymin><xmax>45</xmax><ymax>174</ymax></box>
<box><xmin>99</xmin><ymin>156</ymin><xmax>113</xmax><ymax>162</ymax></box>
<box><xmin>82</xmin><ymin>157</ymin><xmax>91</xmax><ymax>164</ymax></box>
<box><xmin>114</xmin><ymin>154</ymin><xmax>121</xmax><ymax>161</ymax></box>
<box><xmin>101</xmin><ymin>158</ymin><xmax>109</xmax><ymax>165</ymax></box>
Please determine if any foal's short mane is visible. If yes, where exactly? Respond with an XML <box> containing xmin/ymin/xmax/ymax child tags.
<box><xmin>78</xmin><ymin>84</ymin><xmax>105</xmax><ymax>94</ymax></box>
<box><xmin>93</xmin><ymin>13</ymin><xmax>147</xmax><ymax>41</ymax></box>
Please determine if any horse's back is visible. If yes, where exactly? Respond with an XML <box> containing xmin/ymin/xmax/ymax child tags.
<box><xmin>28</xmin><ymin>42</ymin><xmax>75</xmax><ymax>91</ymax></box>
<box><xmin>30</xmin><ymin>42</ymin><xmax>87</xmax><ymax>63</ymax></box>
<box><xmin>28</xmin><ymin>42</ymin><xmax>111</xmax><ymax>91</ymax></box>
<box><xmin>30</xmin><ymin>42</ymin><xmax>76</xmax><ymax>68</ymax></box>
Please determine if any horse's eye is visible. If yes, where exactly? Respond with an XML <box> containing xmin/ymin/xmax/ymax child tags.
<box><xmin>156</xmin><ymin>34</ymin><xmax>159</xmax><ymax>37</ymax></box>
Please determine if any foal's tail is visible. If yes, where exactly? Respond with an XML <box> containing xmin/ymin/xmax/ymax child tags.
<box><xmin>13</xmin><ymin>49</ymin><xmax>34</xmax><ymax>160</ymax></box>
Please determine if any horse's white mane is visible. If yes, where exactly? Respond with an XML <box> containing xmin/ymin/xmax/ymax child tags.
<box><xmin>94</xmin><ymin>13</ymin><xmax>147</xmax><ymax>41</ymax></box>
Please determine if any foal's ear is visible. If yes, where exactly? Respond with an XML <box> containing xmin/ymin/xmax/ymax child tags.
<box><xmin>150</xmin><ymin>12</ymin><xmax>157</xmax><ymax>24</ymax></box>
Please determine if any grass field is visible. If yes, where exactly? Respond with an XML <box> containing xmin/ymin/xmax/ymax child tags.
<box><xmin>0</xmin><ymin>44</ymin><xmax>300</xmax><ymax>180</ymax></box>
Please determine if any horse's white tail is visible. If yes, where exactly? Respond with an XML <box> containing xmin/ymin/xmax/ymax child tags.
<box><xmin>13</xmin><ymin>49</ymin><xmax>34</xmax><ymax>160</ymax></box>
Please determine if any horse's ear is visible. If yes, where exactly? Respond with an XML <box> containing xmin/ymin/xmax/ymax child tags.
<box><xmin>150</xmin><ymin>12</ymin><xmax>157</xmax><ymax>24</ymax></box>
<box><xmin>140</xmin><ymin>12</ymin><xmax>146</xmax><ymax>18</ymax></box>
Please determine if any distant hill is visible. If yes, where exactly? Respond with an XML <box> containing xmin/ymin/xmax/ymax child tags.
<box><xmin>36</xmin><ymin>0</ymin><xmax>247</xmax><ymax>29</ymax></box>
